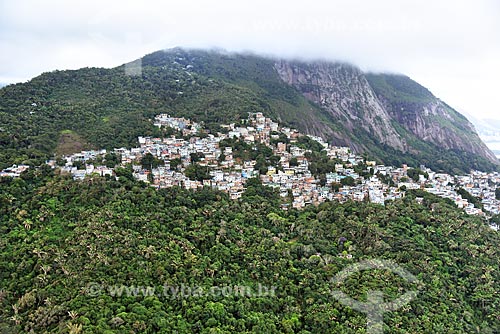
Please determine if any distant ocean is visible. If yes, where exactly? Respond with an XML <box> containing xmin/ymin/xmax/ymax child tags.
<box><xmin>485</xmin><ymin>142</ymin><xmax>500</xmax><ymax>159</ymax></box>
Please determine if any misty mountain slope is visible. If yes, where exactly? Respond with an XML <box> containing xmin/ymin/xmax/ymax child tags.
<box><xmin>366</xmin><ymin>74</ymin><xmax>498</xmax><ymax>162</ymax></box>
<box><xmin>141</xmin><ymin>49</ymin><xmax>340</xmax><ymax>138</ymax></box>
<box><xmin>0</xmin><ymin>48</ymin><xmax>497</xmax><ymax>173</ymax></box>
<box><xmin>268</xmin><ymin>58</ymin><xmax>497</xmax><ymax>171</ymax></box>
<box><xmin>142</xmin><ymin>49</ymin><xmax>497</xmax><ymax>172</ymax></box>
<box><xmin>274</xmin><ymin>60</ymin><xmax>406</xmax><ymax>152</ymax></box>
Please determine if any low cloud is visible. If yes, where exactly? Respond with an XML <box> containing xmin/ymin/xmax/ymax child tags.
<box><xmin>1</xmin><ymin>0</ymin><xmax>499</xmax><ymax>119</ymax></box>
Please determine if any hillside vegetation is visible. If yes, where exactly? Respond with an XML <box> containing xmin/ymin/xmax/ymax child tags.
<box><xmin>0</xmin><ymin>171</ymin><xmax>499</xmax><ymax>333</ymax></box>
<box><xmin>0</xmin><ymin>48</ymin><xmax>497</xmax><ymax>173</ymax></box>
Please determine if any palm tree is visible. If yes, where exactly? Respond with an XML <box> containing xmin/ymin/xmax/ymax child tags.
<box><xmin>68</xmin><ymin>310</ymin><xmax>78</xmax><ymax>320</ymax></box>
<box><xmin>40</xmin><ymin>265</ymin><xmax>51</xmax><ymax>275</ymax></box>
<box><xmin>23</xmin><ymin>219</ymin><xmax>32</xmax><ymax>230</ymax></box>
<box><xmin>32</xmin><ymin>248</ymin><xmax>46</xmax><ymax>259</ymax></box>
<box><xmin>67</xmin><ymin>323</ymin><xmax>83</xmax><ymax>334</ymax></box>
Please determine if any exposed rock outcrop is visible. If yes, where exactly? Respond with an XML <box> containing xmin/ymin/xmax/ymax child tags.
<box><xmin>274</xmin><ymin>61</ymin><xmax>407</xmax><ymax>151</ymax></box>
<box><xmin>274</xmin><ymin>60</ymin><xmax>497</xmax><ymax>165</ymax></box>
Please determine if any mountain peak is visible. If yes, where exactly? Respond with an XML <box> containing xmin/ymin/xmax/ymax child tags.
<box><xmin>0</xmin><ymin>48</ymin><xmax>496</xmax><ymax>173</ymax></box>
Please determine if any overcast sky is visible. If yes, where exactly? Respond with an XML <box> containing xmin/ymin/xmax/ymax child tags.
<box><xmin>1</xmin><ymin>0</ymin><xmax>499</xmax><ymax>120</ymax></box>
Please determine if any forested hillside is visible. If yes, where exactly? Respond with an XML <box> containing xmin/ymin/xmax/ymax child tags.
<box><xmin>0</xmin><ymin>51</ymin><xmax>329</xmax><ymax>172</ymax></box>
<box><xmin>0</xmin><ymin>48</ymin><xmax>497</xmax><ymax>174</ymax></box>
<box><xmin>1</xmin><ymin>171</ymin><xmax>499</xmax><ymax>333</ymax></box>
<box><xmin>1</xmin><ymin>47</ymin><xmax>500</xmax><ymax>333</ymax></box>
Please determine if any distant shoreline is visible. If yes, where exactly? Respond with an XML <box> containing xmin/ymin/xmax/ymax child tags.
<box><xmin>484</xmin><ymin>143</ymin><xmax>500</xmax><ymax>159</ymax></box>
<box><xmin>484</xmin><ymin>141</ymin><xmax>500</xmax><ymax>151</ymax></box>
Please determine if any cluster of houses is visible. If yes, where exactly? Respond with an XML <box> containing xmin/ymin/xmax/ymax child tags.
<box><xmin>2</xmin><ymin>113</ymin><xmax>500</xmax><ymax>221</ymax></box>
<box><xmin>454</xmin><ymin>171</ymin><xmax>500</xmax><ymax>215</ymax></box>
<box><xmin>153</xmin><ymin>114</ymin><xmax>201</xmax><ymax>136</ymax></box>
<box><xmin>0</xmin><ymin>164</ymin><xmax>30</xmax><ymax>178</ymax></box>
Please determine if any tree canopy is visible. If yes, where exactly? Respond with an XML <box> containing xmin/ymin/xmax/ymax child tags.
<box><xmin>0</xmin><ymin>172</ymin><xmax>499</xmax><ymax>333</ymax></box>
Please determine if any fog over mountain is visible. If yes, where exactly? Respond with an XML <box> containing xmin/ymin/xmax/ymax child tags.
<box><xmin>1</xmin><ymin>0</ymin><xmax>500</xmax><ymax>120</ymax></box>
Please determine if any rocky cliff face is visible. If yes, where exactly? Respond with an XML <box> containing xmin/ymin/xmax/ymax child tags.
<box><xmin>274</xmin><ymin>61</ymin><xmax>407</xmax><ymax>152</ymax></box>
<box><xmin>367</xmin><ymin>74</ymin><xmax>498</xmax><ymax>164</ymax></box>
<box><xmin>386</xmin><ymin>99</ymin><xmax>497</xmax><ymax>161</ymax></box>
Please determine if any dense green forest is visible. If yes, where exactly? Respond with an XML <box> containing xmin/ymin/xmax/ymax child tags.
<box><xmin>0</xmin><ymin>51</ymin><xmax>329</xmax><ymax>171</ymax></box>
<box><xmin>0</xmin><ymin>49</ymin><xmax>497</xmax><ymax>174</ymax></box>
<box><xmin>1</xmin><ymin>170</ymin><xmax>499</xmax><ymax>333</ymax></box>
